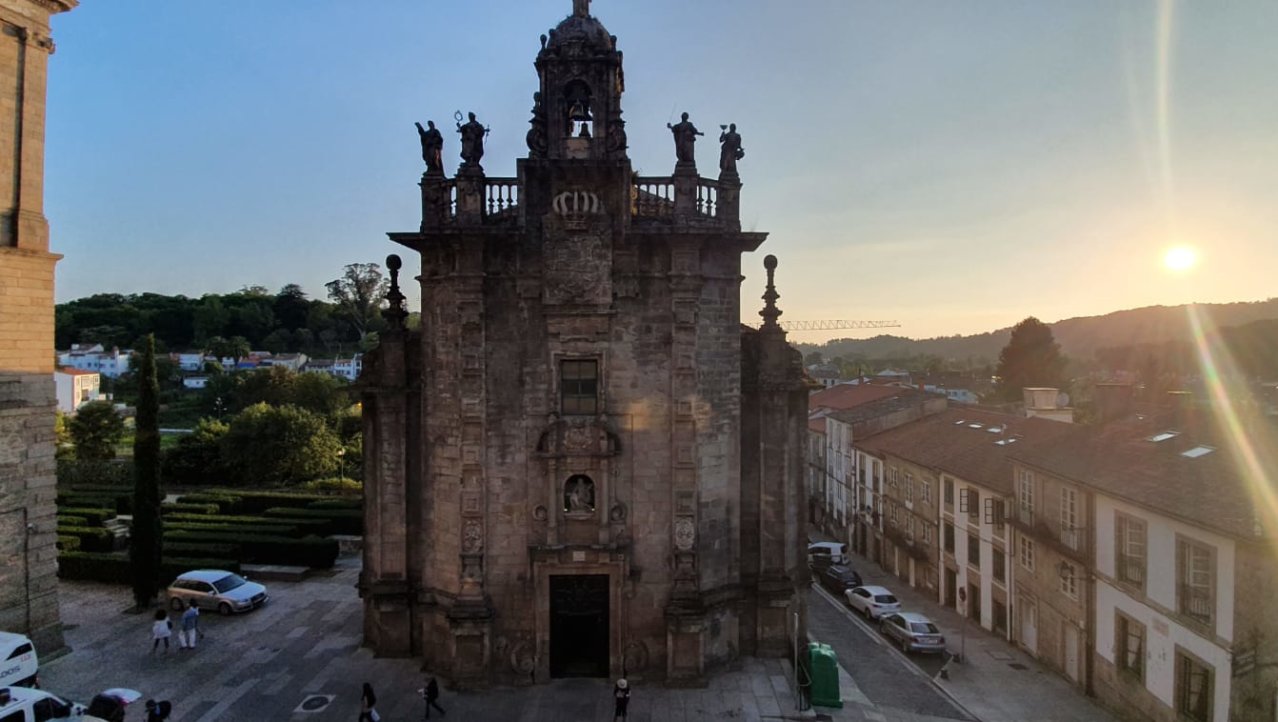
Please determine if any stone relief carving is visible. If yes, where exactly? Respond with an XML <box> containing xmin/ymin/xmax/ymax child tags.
<box><xmin>543</xmin><ymin>232</ymin><xmax>610</xmax><ymax>305</ymax></box>
<box><xmin>510</xmin><ymin>640</ymin><xmax>536</xmax><ymax>676</ymax></box>
<box><xmin>608</xmin><ymin>503</ymin><xmax>626</xmax><ymax>522</ymax></box>
<box><xmin>552</xmin><ymin>190</ymin><xmax>604</xmax><ymax>216</ymax></box>
<box><xmin>623</xmin><ymin>640</ymin><xmax>650</xmax><ymax>673</ymax></box>
<box><xmin>462</xmin><ymin>519</ymin><xmax>484</xmax><ymax>553</ymax></box>
<box><xmin>532</xmin><ymin>505</ymin><xmax>549</xmax><ymax>522</ymax></box>
<box><xmin>673</xmin><ymin>516</ymin><xmax>695</xmax><ymax>551</ymax></box>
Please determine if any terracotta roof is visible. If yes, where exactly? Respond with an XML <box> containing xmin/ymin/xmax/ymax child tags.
<box><xmin>56</xmin><ymin>367</ymin><xmax>99</xmax><ymax>377</ymax></box>
<box><xmin>809</xmin><ymin>384</ymin><xmax>906</xmax><ymax>413</ymax></box>
<box><xmin>809</xmin><ymin>418</ymin><xmax>827</xmax><ymax>434</ymax></box>
<box><xmin>856</xmin><ymin>408</ymin><xmax>1074</xmax><ymax>494</ymax></box>
<box><xmin>1011</xmin><ymin>414</ymin><xmax>1278</xmax><ymax>540</ymax></box>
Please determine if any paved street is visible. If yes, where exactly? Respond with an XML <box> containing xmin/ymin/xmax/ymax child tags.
<box><xmin>38</xmin><ymin>551</ymin><xmax>1117</xmax><ymax>722</ymax></box>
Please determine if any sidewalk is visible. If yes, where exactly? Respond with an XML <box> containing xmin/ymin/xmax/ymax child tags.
<box><xmin>850</xmin><ymin>557</ymin><xmax>1118</xmax><ymax>722</ymax></box>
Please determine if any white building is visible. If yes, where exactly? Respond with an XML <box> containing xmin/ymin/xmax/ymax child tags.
<box><xmin>57</xmin><ymin>344</ymin><xmax>130</xmax><ymax>378</ymax></box>
<box><xmin>54</xmin><ymin>368</ymin><xmax>100</xmax><ymax>414</ymax></box>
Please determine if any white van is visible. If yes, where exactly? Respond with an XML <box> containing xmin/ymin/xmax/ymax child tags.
<box><xmin>0</xmin><ymin>633</ymin><xmax>38</xmax><ymax>688</ymax></box>
<box><xmin>0</xmin><ymin>685</ymin><xmax>85</xmax><ymax>721</ymax></box>
<box><xmin>807</xmin><ymin>541</ymin><xmax>848</xmax><ymax>567</ymax></box>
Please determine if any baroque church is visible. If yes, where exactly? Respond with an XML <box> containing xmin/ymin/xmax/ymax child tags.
<box><xmin>359</xmin><ymin>0</ymin><xmax>809</xmax><ymax>686</ymax></box>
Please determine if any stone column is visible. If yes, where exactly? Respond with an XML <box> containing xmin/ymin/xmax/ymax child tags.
<box><xmin>0</xmin><ymin>0</ymin><xmax>76</xmax><ymax>658</ymax></box>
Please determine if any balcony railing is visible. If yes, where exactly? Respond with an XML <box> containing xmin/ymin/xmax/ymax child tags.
<box><xmin>633</xmin><ymin>177</ymin><xmax>674</xmax><ymax>219</ymax></box>
<box><xmin>1007</xmin><ymin>507</ymin><xmax>1089</xmax><ymax>561</ymax></box>
<box><xmin>1177</xmin><ymin>584</ymin><xmax>1213</xmax><ymax>623</ymax></box>
<box><xmin>1117</xmin><ymin>555</ymin><xmax>1146</xmax><ymax>585</ymax></box>
<box><xmin>883</xmin><ymin>524</ymin><xmax>930</xmax><ymax>562</ymax></box>
<box><xmin>1059</xmin><ymin>525</ymin><xmax>1084</xmax><ymax>552</ymax></box>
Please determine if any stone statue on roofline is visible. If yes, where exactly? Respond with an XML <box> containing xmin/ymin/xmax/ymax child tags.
<box><xmin>456</xmin><ymin>111</ymin><xmax>488</xmax><ymax>169</ymax></box>
<box><xmin>667</xmin><ymin>112</ymin><xmax>703</xmax><ymax>167</ymax></box>
<box><xmin>415</xmin><ymin>120</ymin><xmax>444</xmax><ymax>175</ymax></box>
<box><xmin>719</xmin><ymin>123</ymin><xmax>744</xmax><ymax>176</ymax></box>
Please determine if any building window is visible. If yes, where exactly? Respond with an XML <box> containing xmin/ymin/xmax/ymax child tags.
<box><xmin>904</xmin><ymin>473</ymin><xmax>914</xmax><ymax>503</ymax></box>
<box><xmin>944</xmin><ymin>522</ymin><xmax>955</xmax><ymax>554</ymax></box>
<box><xmin>1116</xmin><ymin>613</ymin><xmax>1145</xmax><ymax>681</ymax></box>
<box><xmin>921</xmin><ymin>480</ymin><xmax>932</xmax><ymax>504</ymax></box>
<box><xmin>992</xmin><ymin>598</ymin><xmax>1008</xmax><ymax>635</ymax></box>
<box><xmin>968</xmin><ymin>534</ymin><xmax>980</xmax><ymax>569</ymax></box>
<box><xmin>1059</xmin><ymin>562</ymin><xmax>1077</xmax><ymax>599</ymax></box>
<box><xmin>1060</xmin><ymin>487</ymin><xmax>1080</xmax><ymax>550</ymax></box>
<box><xmin>993</xmin><ymin>548</ymin><xmax>1006</xmax><ymax>583</ymax></box>
<box><xmin>1017</xmin><ymin>469</ymin><xmax>1035</xmax><ymax>522</ymax></box>
<box><xmin>1177</xmin><ymin>537</ymin><xmax>1215</xmax><ymax>624</ymax></box>
<box><xmin>560</xmin><ymin>359</ymin><xmax>599</xmax><ymax>415</ymax></box>
<box><xmin>1019</xmin><ymin>536</ymin><xmax>1036</xmax><ymax>572</ymax></box>
<box><xmin>958</xmin><ymin>488</ymin><xmax>969</xmax><ymax>513</ymax></box>
<box><xmin>944</xmin><ymin>478</ymin><xmax>954</xmax><ymax>506</ymax></box>
<box><xmin>1116</xmin><ymin>513</ymin><xmax>1147</xmax><ymax>587</ymax></box>
<box><xmin>967</xmin><ymin>489</ymin><xmax>980</xmax><ymax>520</ymax></box>
<box><xmin>1175</xmin><ymin>648</ymin><xmax>1213</xmax><ymax>722</ymax></box>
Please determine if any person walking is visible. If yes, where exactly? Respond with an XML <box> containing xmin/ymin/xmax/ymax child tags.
<box><xmin>144</xmin><ymin>699</ymin><xmax>172</xmax><ymax>722</ymax></box>
<box><xmin>150</xmin><ymin>610</ymin><xmax>172</xmax><ymax>654</ymax></box>
<box><xmin>358</xmin><ymin>682</ymin><xmax>379</xmax><ymax>722</ymax></box>
<box><xmin>421</xmin><ymin>676</ymin><xmax>446</xmax><ymax>718</ymax></box>
<box><xmin>613</xmin><ymin>678</ymin><xmax>630</xmax><ymax>721</ymax></box>
<box><xmin>178</xmin><ymin>600</ymin><xmax>200</xmax><ymax>650</ymax></box>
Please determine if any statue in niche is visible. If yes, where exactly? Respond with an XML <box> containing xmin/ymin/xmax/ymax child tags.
<box><xmin>718</xmin><ymin>123</ymin><xmax>744</xmax><ymax>175</ymax></box>
<box><xmin>564</xmin><ymin>475</ymin><xmax>596</xmax><ymax>513</ymax></box>
<box><xmin>667</xmin><ymin>112</ymin><xmax>703</xmax><ymax>165</ymax></box>
<box><xmin>415</xmin><ymin>120</ymin><xmax>444</xmax><ymax>175</ymax></box>
<box><xmin>456</xmin><ymin>111</ymin><xmax>488</xmax><ymax>167</ymax></box>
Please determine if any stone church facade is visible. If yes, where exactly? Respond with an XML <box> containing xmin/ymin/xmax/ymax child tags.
<box><xmin>0</xmin><ymin>0</ymin><xmax>76</xmax><ymax>654</ymax></box>
<box><xmin>360</xmin><ymin>1</ymin><xmax>809</xmax><ymax>686</ymax></box>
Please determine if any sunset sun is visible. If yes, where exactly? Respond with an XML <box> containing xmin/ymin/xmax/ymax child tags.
<box><xmin>1163</xmin><ymin>245</ymin><xmax>1198</xmax><ymax>272</ymax></box>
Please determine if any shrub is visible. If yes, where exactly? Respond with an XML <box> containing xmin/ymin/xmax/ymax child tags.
<box><xmin>162</xmin><ymin>521</ymin><xmax>299</xmax><ymax>537</ymax></box>
<box><xmin>165</xmin><ymin>531</ymin><xmax>338</xmax><ymax>568</ymax></box>
<box><xmin>56</xmin><ymin>457</ymin><xmax>134</xmax><ymax>487</ymax></box>
<box><xmin>175</xmin><ymin>493</ymin><xmax>242</xmax><ymax>514</ymax></box>
<box><xmin>206</xmin><ymin>489</ymin><xmax>336</xmax><ymax>514</ymax></box>
<box><xmin>55</xmin><ymin>507</ymin><xmax>116</xmax><ymax>526</ymax></box>
<box><xmin>162</xmin><ymin>541</ymin><xmax>239</xmax><ymax>558</ymax></box>
<box><xmin>56</xmin><ymin>525</ymin><xmax>115</xmax><ymax>553</ymax></box>
<box><xmin>58</xmin><ymin>490</ymin><xmax>133</xmax><ymax>515</ymax></box>
<box><xmin>163</xmin><ymin>513</ymin><xmax>328</xmax><ymax>536</ymax></box>
<box><xmin>299</xmin><ymin>477</ymin><xmax>363</xmax><ymax>494</ymax></box>
<box><xmin>57</xmin><ymin>551</ymin><xmax>240</xmax><ymax>585</ymax></box>
<box><xmin>56</xmin><ymin>535</ymin><xmax>81</xmax><ymax>552</ymax></box>
<box><xmin>160</xmin><ymin>503</ymin><xmax>221</xmax><ymax>516</ymax></box>
<box><xmin>219</xmin><ymin>403</ymin><xmax>342</xmax><ymax>485</ymax></box>
<box><xmin>307</xmin><ymin>498</ymin><xmax>363</xmax><ymax>511</ymax></box>
<box><xmin>263</xmin><ymin>507</ymin><xmax>363</xmax><ymax>536</ymax></box>
<box><xmin>160</xmin><ymin>418</ymin><xmax>228</xmax><ymax>487</ymax></box>
<box><xmin>56</xmin><ymin>515</ymin><xmax>88</xmax><ymax>527</ymax></box>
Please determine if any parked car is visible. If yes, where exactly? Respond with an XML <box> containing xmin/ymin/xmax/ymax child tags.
<box><xmin>806</xmin><ymin>542</ymin><xmax>848</xmax><ymax>567</ymax></box>
<box><xmin>0</xmin><ymin>631</ymin><xmax>39</xmax><ymax>687</ymax></box>
<box><xmin>0</xmin><ymin>685</ymin><xmax>85</xmax><ymax>721</ymax></box>
<box><xmin>166</xmin><ymin>570</ymin><xmax>269</xmax><ymax>615</ymax></box>
<box><xmin>815</xmin><ymin>564</ymin><xmax>862</xmax><ymax>594</ymax></box>
<box><xmin>879</xmin><ymin>612</ymin><xmax>946</xmax><ymax>654</ymax></box>
<box><xmin>844</xmin><ymin>585</ymin><xmax>901</xmax><ymax>620</ymax></box>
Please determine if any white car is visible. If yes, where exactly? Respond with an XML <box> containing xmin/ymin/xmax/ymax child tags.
<box><xmin>0</xmin><ymin>685</ymin><xmax>85</xmax><ymax>721</ymax></box>
<box><xmin>0</xmin><ymin>631</ymin><xmax>38</xmax><ymax>688</ymax></box>
<box><xmin>167</xmin><ymin>570</ymin><xmax>269</xmax><ymax>615</ymax></box>
<box><xmin>844</xmin><ymin>585</ymin><xmax>901</xmax><ymax>620</ymax></box>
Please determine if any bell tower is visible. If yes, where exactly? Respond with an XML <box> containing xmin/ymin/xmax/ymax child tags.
<box><xmin>528</xmin><ymin>0</ymin><xmax>627</xmax><ymax>162</ymax></box>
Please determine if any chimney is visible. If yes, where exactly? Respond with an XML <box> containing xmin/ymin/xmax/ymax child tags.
<box><xmin>1094</xmin><ymin>383</ymin><xmax>1135</xmax><ymax>423</ymax></box>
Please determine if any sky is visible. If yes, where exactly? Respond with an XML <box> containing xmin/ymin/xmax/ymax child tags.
<box><xmin>42</xmin><ymin>1</ymin><xmax>1278</xmax><ymax>342</ymax></box>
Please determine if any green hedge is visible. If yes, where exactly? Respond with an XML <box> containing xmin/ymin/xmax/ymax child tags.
<box><xmin>162</xmin><ymin>541</ymin><xmax>239</xmax><ymax>558</ymax></box>
<box><xmin>163</xmin><ymin>513</ymin><xmax>329</xmax><ymax>537</ymax></box>
<box><xmin>56</xmin><ymin>535</ymin><xmax>81</xmax><ymax>552</ymax></box>
<box><xmin>55</xmin><ymin>507</ymin><xmax>116</xmax><ymax>526</ymax></box>
<box><xmin>264</xmin><ymin>507</ymin><xmax>362</xmax><ymax>536</ymax></box>
<box><xmin>306</xmin><ymin>498</ymin><xmax>363</xmax><ymax>511</ymax></box>
<box><xmin>165</xmin><ymin>530</ymin><xmax>338</xmax><ymax>569</ymax></box>
<box><xmin>56</xmin><ymin>525</ymin><xmax>115</xmax><ymax>553</ymax></box>
<box><xmin>56</xmin><ymin>515</ymin><xmax>88</xmax><ymax>527</ymax></box>
<box><xmin>299</xmin><ymin>477</ymin><xmax>363</xmax><ymax>494</ymax></box>
<box><xmin>160</xmin><ymin>503</ymin><xmax>221</xmax><ymax>516</ymax></box>
<box><xmin>206</xmin><ymin>489</ymin><xmax>349</xmax><ymax>514</ymax></box>
<box><xmin>174</xmin><ymin>493</ymin><xmax>243</xmax><ymax>514</ymax></box>
<box><xmin>58</xmin><ymin>492</ymin><xmax>133</xmax><ymax>515</ymax></box>
<box><xmin>163</xmin><ymin>521</ymin><xmax>299</xmax><ymax>537</ymax></box>
<box><xmin>57</xmin><ymin>551</ymin><xmax>240</xmax><ymax>585</ymax></box>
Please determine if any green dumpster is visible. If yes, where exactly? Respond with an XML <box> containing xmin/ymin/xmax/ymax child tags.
<box><xmin>808</xmin><ymin>642</ymin><xmax>842</xmax><ymax>708</ymax></box>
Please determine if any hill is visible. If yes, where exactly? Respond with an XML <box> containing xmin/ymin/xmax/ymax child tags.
<box><xmin>799</xmin><ymin>298</ymin><xmax>1278</xmax><ymax>364</ymax></box>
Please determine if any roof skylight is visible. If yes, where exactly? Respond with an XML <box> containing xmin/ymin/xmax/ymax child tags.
<box><xmin>1181</xmin><ymin>445</ymin><xmax>1215</xmax><ymax>458</ymax></box>
<box><xmin>969</xmin><ymin>423</ymin><xmax>983</xmax><ymax>429</ymax></box>
<box><xmin>954</xmin><ymin>420</ymin><xmax>966</xmax><ymax>425</ymax></box>
<box><xmin>995</xmin><ymin>438</ymin><xmax>1018</xmax><ymax>445</ymax></box>
<box><xmin>987</xmin><ymin>426</ymin><xmax>1003</xmax><ymax>433</ymax></box>
<box><xmin>1148</xmin><ymin>432</ymin><xmax>1179</xmax><ymax>443</ymax></box>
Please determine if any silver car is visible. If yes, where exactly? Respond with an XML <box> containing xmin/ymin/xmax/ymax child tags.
<box><xmin>167</xmin><ymin>570</ymin><xmax>269</xmax><ymax>615</ymax></box>
<box><xmin>844</xmin><ymin>585</ymin><xmax>901</xmax><ymax>620</ymax></box>
<box><xmin>879</xmin><ymin>612</ymin><xmax>946</xmax><ymax>654</ymax></box>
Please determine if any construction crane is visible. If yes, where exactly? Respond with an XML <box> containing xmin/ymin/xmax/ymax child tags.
<box><xmin>744</xmin><ymin>319</ymin><xmax>901</xmax><ymax>332</ymax></box>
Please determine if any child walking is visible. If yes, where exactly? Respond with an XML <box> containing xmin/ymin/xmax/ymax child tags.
<box><xmin>150</xmin><ymin>609</ymin><xmax>172</xmax><ymax>654</ymax></box>
<box><xmin>178</xmin><ymin>600</ymin><xmax>200</xmax><ymax>650</ymax></box>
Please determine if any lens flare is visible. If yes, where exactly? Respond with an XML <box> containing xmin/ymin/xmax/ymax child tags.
<box><xmin>1185</xmin><ymin>305</ymin><xmax>1278</xmax><ymax>542</ymax></box>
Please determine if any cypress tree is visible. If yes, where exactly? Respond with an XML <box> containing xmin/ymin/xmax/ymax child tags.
<box><xmin>130</xmin><ymin>334</ymin><xmax>163</xmax><ymax>609</ymax></box>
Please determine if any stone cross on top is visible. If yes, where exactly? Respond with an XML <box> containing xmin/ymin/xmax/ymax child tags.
<box><xmin>573</xmin><ymin>0</ymin><xmax>590</xmax><ymax>17</ymax></box>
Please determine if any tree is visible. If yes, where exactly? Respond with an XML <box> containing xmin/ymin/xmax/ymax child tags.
<box><xmin>68</xmin><ymin>400</ymin><xmax>125</xmax><ymax>461</ymax></box>
<box><xmin>161</xmin><ymin>418</ymin><xmax>228</xmax><ymax>486</ymax></box>
<box><xmin>205</xmin><ymin>335</ymin><xmax>251</xmax><ymax>365</ymax></box>
<box><xmin>325</xmin><ymin>263</ymin><xmax>389</xmax><ymax>342</ymax></box>
<box><xmin>219</xmin><ymin>403</ymin><xmax>342</xmax><ymax>485</ymax></box>
<box><xmin>994</xmin><ymin>317</ymin><xmax>1068</xmax><ymax>401</ymax></box>
<box><xmin>130</xmin><ymin>335</ymin><xmax>163</xmax><ymax>609</ymax></box>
